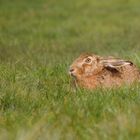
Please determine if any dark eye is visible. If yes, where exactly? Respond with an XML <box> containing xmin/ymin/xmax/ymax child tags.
<box><xmin>85</xmin><ymin>58</ymin><xmax>92</xmax><ymax>63</ymax></box>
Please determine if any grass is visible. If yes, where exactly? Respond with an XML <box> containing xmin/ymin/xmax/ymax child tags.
<box><xmin>0</xmin><ymin>0</ymin><xmax>140</xmax><ymax>139</ymax></box>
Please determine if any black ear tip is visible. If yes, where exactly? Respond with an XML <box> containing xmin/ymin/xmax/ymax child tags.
<box><xmin>106</xmin><ymin>66</ymin><xmax>119</xmax><ymax>73</ymax></box>
<box><xmin>128</xmin><ymin>61</ymin><xmax>133</xmax><ymax>66</ymax></box>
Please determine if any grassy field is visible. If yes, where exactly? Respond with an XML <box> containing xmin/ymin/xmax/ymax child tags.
<box><xmin>0</xmin><ymin>0</ymin><xmax>140</xmax><ymax>139</ymax></box>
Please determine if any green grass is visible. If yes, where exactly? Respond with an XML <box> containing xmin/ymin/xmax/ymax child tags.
<box><xmin>0</xmin><ymin>0</ymin><xmax>140</xmax><ymax>139</ymax></box>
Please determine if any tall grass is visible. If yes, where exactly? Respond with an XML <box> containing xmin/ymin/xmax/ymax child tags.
<box><xmin>0</xmin><ymin>0</ymin><xmax>140</xmax><ymax>139</ymax></box>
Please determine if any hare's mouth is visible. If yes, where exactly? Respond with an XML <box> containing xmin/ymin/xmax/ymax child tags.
<box><xmin>69</xmin><ymin>68</ymin><xmax>77</xmax><ymax>78</ymax></box>
<box><xmin>69</xmin><ymin>72</ymin><xmax>77</xmax><ymax>78</ymax></box>
<box><xmin>69</xmin><ymin>71</ymin><xmax>77</xmax><ymax>78</ymax></box>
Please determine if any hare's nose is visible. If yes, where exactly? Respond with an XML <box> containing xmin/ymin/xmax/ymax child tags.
<box><xmin>69</xmin><ymin>67</ymin><xmax>77</xmax><ymax>77</ymax></box>
<box><xmin>69</xmin><ymin>68</ymin><xmax>76</xmax><ymax>75</ymax></box>
<box><xmin>69</xmin><ymin>68</ymin><xmax>74</xmax><ymax>72</ymax></box>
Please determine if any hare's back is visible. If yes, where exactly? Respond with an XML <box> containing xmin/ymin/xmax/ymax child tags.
<box><xmin>98</xmin><ymin>64</ymin><xmax>140</xmax><ymax>87</ymax></box>
<box><xmin>121</xmin><ymin>64</ymin><xmax>140</xmax><ymax>82</ymax></box>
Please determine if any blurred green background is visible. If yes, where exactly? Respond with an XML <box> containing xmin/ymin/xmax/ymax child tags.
<box><xmin>0</xmin><ymin>0</ymin><xmax>140</xmax><ymax>140</ymax></box>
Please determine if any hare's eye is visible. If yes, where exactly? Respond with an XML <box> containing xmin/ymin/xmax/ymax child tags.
<box><xmin>85</xmin><ymin>58</ymin><xmax>92</xmax><ymax>63</ymax></box>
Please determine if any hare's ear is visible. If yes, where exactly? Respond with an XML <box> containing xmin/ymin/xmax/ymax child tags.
<box><xmin>101</xmin><ymin>58</ymin><xmax>133</xmax><ymax>69</ymax></box>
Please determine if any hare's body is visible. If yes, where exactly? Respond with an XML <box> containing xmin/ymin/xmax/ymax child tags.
<box><xmin>69</xmin><ymin>53</ymin><xmax>140</xmax><ymax>89</ymax></box>
<box><xmin>75</xmin><ymin>64</ymin><xmax>140</xmax><ymax>89</ymax></box>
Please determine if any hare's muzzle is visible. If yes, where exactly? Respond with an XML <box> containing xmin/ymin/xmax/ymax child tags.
<box><xmin>69</xmin><ymin>68</ymin><xmax>76</xmax><ymax>77</ymax></box>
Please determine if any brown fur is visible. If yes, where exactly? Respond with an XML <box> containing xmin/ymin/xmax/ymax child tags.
<box><xmin>69</xmin><ymin>53</ymin><xmax>140</xmax><ymax>89</ymax></box>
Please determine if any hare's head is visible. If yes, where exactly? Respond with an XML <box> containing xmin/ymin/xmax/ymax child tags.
<box><xmin>69</xmin><ymin>53</ymin><xmax>101</xmax><ymax>79</ymax></box>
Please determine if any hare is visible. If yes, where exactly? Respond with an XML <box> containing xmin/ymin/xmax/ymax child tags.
<box><xmin>69</xmin><ymin>53</ymin><xmax>140</xmax><ymax>89</ymax></box>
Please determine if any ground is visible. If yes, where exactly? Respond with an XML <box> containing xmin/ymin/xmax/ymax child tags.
<box><xmin>0</xmin><ymin>0</ymin><xmax>140</xmax><ymax>139</ymax></box>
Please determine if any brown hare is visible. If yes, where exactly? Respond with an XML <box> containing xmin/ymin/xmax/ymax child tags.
<box><xmin>69</xmin><ymin>53</ymin><xmax>140</xmax><ymax>89</ymax></box>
